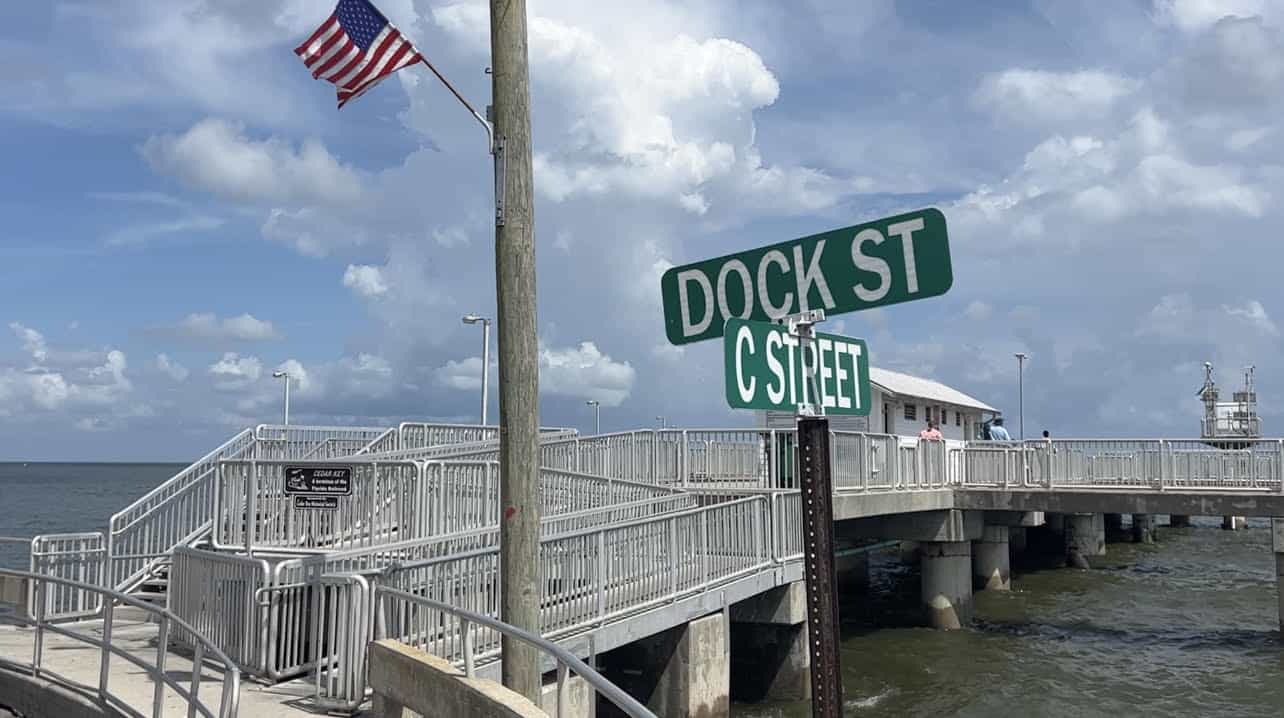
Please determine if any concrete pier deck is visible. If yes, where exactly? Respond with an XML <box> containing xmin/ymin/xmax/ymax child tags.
<box><xmin>0</xmin><ymin>611</ymin><xmax>317</xmax><ymax>717</ymax></box>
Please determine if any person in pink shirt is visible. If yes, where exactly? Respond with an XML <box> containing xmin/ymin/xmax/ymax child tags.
<box><xmin>919</xmin><ymin>420</ymin><xmax>943</xmax><ymax>441</ymax></box>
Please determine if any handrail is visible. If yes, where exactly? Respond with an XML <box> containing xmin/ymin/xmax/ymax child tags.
<box><xmin>385</xmin><ymin>495</ymin><xmax>767</xmax><ymax>575</ymax></box>
<box><xmin>111</xmin><ymin>427</ymin><xmax>254</xmax><ymax>522</ymax></box>
<box><xmin>0</xmin><ymin>569</ymin><xmax>241</xmax><ymax>718</ymax></box>
<box><xmin>373</xmin><ymin>585</ymin><xmax>655</xmax><ymax>718</ymax></box>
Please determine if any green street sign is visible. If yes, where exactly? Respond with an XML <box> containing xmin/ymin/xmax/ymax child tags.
<box><xmin>662</xmin><ymin>208</ymin><xmax>950</xmax><ymax>345</ymax></box>
<box><xmin>723</xmin><ymin>318</ymin><xmax>871</xmax><ymax>415</ymax></box>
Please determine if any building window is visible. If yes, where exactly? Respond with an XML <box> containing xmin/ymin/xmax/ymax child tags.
<box><xmin>956</xmin><ymin>412</ymin><xmax>962</xmax><ymax>427</ymax></box>
<box><xmin>904</xmin><ymin>404</ymin><xmax>917</xmax><ymax>421</ymax></box>
<box><xmin>941</xmin><ymin>409</ymin><xmax>949</xmax><ymax>425</ymax></box>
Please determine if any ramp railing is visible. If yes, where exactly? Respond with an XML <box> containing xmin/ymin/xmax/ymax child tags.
<box><xmin>107</xmin><ymin>427</ymin><xmax>257</xmax><ymax>592</ymax></box>
<box><xmin>251</xmin><ymin>425</ymin><xmax>390</xmax><ymax>461</ymax></box>
<box><xmin>0</xmin><ymin>569</ymin><xmax>241</xmax><ymax>718</ymax></box>
<box><xmin>374</xmin><ymin>585</ymin><xmax>656</xmax><ymax>717</ymax></box>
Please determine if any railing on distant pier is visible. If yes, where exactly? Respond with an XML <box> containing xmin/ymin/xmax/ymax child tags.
<box><xmin>954</xmin><ymin>438</ymin><xmax>1284</xmax><ymax>492</ymax></box>
<box><xmin>0</xmin><ymin>569</ymin><xmax>241</xmax><ymax>718</ymax></box>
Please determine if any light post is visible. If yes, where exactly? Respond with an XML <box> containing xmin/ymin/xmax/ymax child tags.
<box><xmin>271</xmin><ymin>370</ymin><xmax>290</xmax><ymax>425</ymax></box>
<box><xmin>462</xmin><ymin>314</ymin><xmax>492</xmax><ymax>425</ymax></box>
<box><xmin>586</xmin><ymin>400</ymin><xmax>600</xmax><ymax>435</ymax></box>
<box><xmin>1014</xmin><ymin>352</ymin><xmax>1027</xmax><ymax>440</ymax></box>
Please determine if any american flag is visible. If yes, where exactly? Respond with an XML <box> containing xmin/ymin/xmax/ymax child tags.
<box><xmin>294</xmin><ymin>0</ymin><xmax>423</xmax><ymax>109</ymax></box>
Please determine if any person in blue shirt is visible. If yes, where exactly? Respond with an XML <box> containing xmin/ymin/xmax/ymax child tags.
<box><xmin>989</xmin><ymin>416</ymin><xmax>1012</xmax><ymax>441</ymax></box>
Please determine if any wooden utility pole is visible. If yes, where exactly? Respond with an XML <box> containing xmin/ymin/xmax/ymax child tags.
<box><xmin>489</xmin><ymin>0</ymin><xmax>541</xmax><ymax>703</ymax></box>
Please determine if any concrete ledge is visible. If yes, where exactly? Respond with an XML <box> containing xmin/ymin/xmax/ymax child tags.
<box><xmin>0</xmin><ymin>664</ymin><xmax>121</xmax><ymax>718</ymax></box>
<box><xmin>0</xmin><ymin>576</ymin><xmax>29</xmax><ymax>613</ymax></box>
<box><xmin>367</xmin><ymin>640</ymin><xmax>547</xmax><ymax>718</ymax></box>
<box><xmin>842</xmin><ymin>510</ymin><xmax>982</xmax><ymax>542</ymax></box>
<box><xmin>539</xmin><ymin>674</ymin><xmax>591</xmax><ymax>718</ymax></box>
<box><xmin>729</xmin><ymin>582</ymin><xmax>805</xmax><ymax>625</ymax></box>
<box><xmin>955</xmin><ymin>489</ymin><xmax>1284</xmax><ymax>518</ymax></box>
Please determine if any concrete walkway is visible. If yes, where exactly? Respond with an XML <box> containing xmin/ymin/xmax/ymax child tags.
<box><xmin>0</xmin><ymin>612</ymin><xmax>326</xmax><ymax>717</ymax></box>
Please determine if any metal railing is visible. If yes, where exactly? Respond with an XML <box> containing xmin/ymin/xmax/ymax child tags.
<box><xmin>28</xmin><ymin>533</ymin><xmax>107</xmax><ymax>621</ymax></box>
<box><xmin>169</xmin><ymin>548</ymin><xmax>271</xmax><ymax>676</ymax></box>
<box><xmin>213</xmin><ymin>459</ymin><xmax>685</xmax><ymax>554</ymax></box>
<box><xmin>956</xmin><ymin>438</ymin><xmax>1284</xmax><ymax>492</ymax></box>
<box><xmin>174</xmin><ymin>493</ymin><xmax>701</xmax><ymax>683</ymax></box>
<box><xmin>0</xmin><ymin>569</ymin><xmax>240</xmax><ymax>718</ymax></box>
<box><xmin>214</xmin><ymin>460</ymin><xmax>423</xmax><ymax>551</ymax></box>
<box><xmin>296</xmin><ymin>496</ymin><xmax>774</xmax><ymax>710</ymax></box>
<box><xmin>252</xmin><ymin>425</ymin><xmax>390</xmax><ymax>461</ymax></box>
<box><xmin>374</xmin><ymin>585</ymin><xmax>656</xmax><ymax>717</ymax></box>
<box><xmin>108</xmin><ymin>427</ymin><xmax>257</xmax><ymax>592</ymax></box>
<box><xmin>382</xmin><ymin>496</ymin><xmax>770</xmax><ymax>642</ymax></box>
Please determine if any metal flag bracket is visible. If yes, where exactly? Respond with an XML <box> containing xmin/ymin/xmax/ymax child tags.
<box><xmin>413</xmin><ymin>51</ymin><xmax>506</xmax><ymax>227</ymax></box>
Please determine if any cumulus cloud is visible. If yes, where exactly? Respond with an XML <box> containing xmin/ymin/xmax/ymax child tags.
<box><xmin>425</xmin><ymin>1</ymin><xmax>849</xmax><ymax>218</ymax></box>
<box><xmin>142</xmin><ymin>118</ymin><xmax>364</xmax><ymax>205</ymax></box>
<box><xmin>153</xmin><ymin>313</ymin><xmax>280</xmax><ymax>343</ymax></box>
<box><xmin>1177</xmin><ymin>16</ymin><xmax>1284</xmax><ymax>111</ymax></box>
<box><xmin>209</xmin><ymin>352</ymin><xmax>263</xmax><ymax>390</ymax></box>
<box><xmin>539</xmin><ymin>342</ymin><xmax>636</xmax><ymax>407</ymax></box>
<box><xmin>1153</xmin><ymin>0</ymin><xmax>1275</xmax><ymax>32</ymax></box>
<box><xmin>974</xmin><ymin>69</ymin><xmax>1138</xmax><ymax>124</ymax></box>
<box><xmin>0</xmin><ymin>325</ymin><xmax>135</xmax><ymax>425</ymax></box>
<box><xmin>965</xmin><ymin>301</ymin><xmax>993</xmax><ymax>321</ymax></box>
<box><xmin>154</xmin><ymin>353</ymin><xmax>189</xmax><ymax>382</ymax></box>
<box><xmin>436</xmin><ymin>356</ymin><xmax>487</xmax><ymax>391</ymax></box>
<box><xmin>436</xmin><ymin>341</ymin><xmax>635</xmax><ymax>406</ymax></box>
<box><xmin>343</xmin><ymin>265</ymin><xmax>388</xmax><ymax>298</ymax></box>
<box><xmin>9</xmin><ymin>322</ymin><xmax>48</xmax><ymax>363</ymax></box>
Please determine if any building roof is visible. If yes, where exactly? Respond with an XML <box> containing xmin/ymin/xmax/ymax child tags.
<box><xmin>869</xmin><ymin>367</ymin><xmax>998</xmax><ymax>413</ymax></box>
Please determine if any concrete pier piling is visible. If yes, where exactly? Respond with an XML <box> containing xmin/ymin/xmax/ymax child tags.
<box><xmin>1066</xmin><ymin>513</ymin><xmax>1106</xmax><ymax>569</ymax></box>
<box><xmin>1133</xmin><ymin>514</ymin><xmax>1157</xmax><ymax>544</ymax></box>
<box><xmin>1104</xmin><ymin>513</ymin><xmax>1124</xmax><ymax>540</ymax></box>
<box><xmin>1009</xmin><ymin>526</ymin><xmax>1028</xmax><ymax>553</ymax></box>
<box><xmin>601</xmin><ymin>612</ymin><xmax>730</xmax><ymax>717</ymax></box>
<box><xmin>1223</xmin><ymin>515</ymin><xmax>1248</xmax><ymax>531</ymax></box>
<box><xmin>973</xmin><ymin>525</ymin><xmax>1011</xmax><ymax>591</ymax></box>
<box><xmin>922</xmin><ymin>541</ymin><xmax>973</xmax><ymax>630</ymax></box>
<box><xmin>729</xmin><ymin>582</ymin><xmax>810</xmax><ymax>703</ymax></box>
<box><xmin>1169</xmin><ymin>514</ymin><xmax>1192</xmax><ymax>528</ymax></box>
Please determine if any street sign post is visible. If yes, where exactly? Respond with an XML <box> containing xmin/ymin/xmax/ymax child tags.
<box><xmin>661</xmin><ymin>207</ymin><xmax>950</xmax><ymax>345</ymax></box>
<box><xmin>723</xmin><ymin>318</ymin><xmax>870</xmax><ymax>415</ymax></box>
<box><xmin>797</xmin><ymin>416</ymin><xmax>842</xmax><ymax>715</ymax></box>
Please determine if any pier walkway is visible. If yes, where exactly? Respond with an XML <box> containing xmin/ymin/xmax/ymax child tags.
<box><xmin>3</xmin><ymin>423</ymin><xmax>1284</xmax><ymax>716</ymax></box>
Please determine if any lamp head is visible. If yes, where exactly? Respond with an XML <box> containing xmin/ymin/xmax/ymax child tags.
<box><xmin>462</xmin><ymin>314</ymin><xmax>485</xmax><ymax>325</ymax></box>
<box><xmin>272</xmin><ymin>370</ymin><xmax>288</xmax><ymax>379</ymax></box>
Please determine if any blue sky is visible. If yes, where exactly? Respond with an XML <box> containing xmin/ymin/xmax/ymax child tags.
<box><xmin>2</xmin><ymin>0</ymin><xmax>1283</xmax><ymax>460</ymax></box>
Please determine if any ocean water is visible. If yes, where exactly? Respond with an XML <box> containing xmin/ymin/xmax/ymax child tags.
<box><xmin>2</xmin><ymin>465</ymin><xmax>1282</xmax><ymax>716</ymax></box>
<box><xmin>0</xmin><ymin>462</ymin><xmax>183</xmax><ymax>569</ymax></box>
<box><xmin>734</xmin><ymin>516</ymin><xmax>1284</xmax><ymax>717</ymax></box>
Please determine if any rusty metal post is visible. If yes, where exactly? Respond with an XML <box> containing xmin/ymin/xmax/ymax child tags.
<box><xmin>797</xmin><ymin>416</ymin><xmax>841</xmax><ymax>716</ymax></box>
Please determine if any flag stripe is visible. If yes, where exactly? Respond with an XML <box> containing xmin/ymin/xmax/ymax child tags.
<box><xmin>309</xmin><ymin>36</ymin><xmax>354</xmax><ymax>77</ymax></box>
<box><xmin>301</xmin><ymin>25</ymin><xmax>345</xmax><ymax>66</ymax></box>
<box><xmin>319</xmin><ymin>44</ymin><xmax>362</xmax><ymax>81</ymax></box>
<box><xmin>332</xmin><ymin>27</ymin><xmax>394</xmax><ymax>88</ymax></box>
<box><xmin>294</xmin><ymin>17</ymin><xmax>339</xmax><ymax>59</ymax></box>
<box><xmin>339</xmin><ymin>32</ymin><xmax>404</xmax><ymax>92</ymax></box>
<box><xmin>341</xmin><ymin>46</ymin><xmax>417</xmax><ymax>103</ymax></box>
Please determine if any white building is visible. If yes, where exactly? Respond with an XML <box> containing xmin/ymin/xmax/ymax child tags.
<box><xmin>757</xmin><ymin>367</ymin><xmax>999</xmax><ymax>440</ymax></box>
